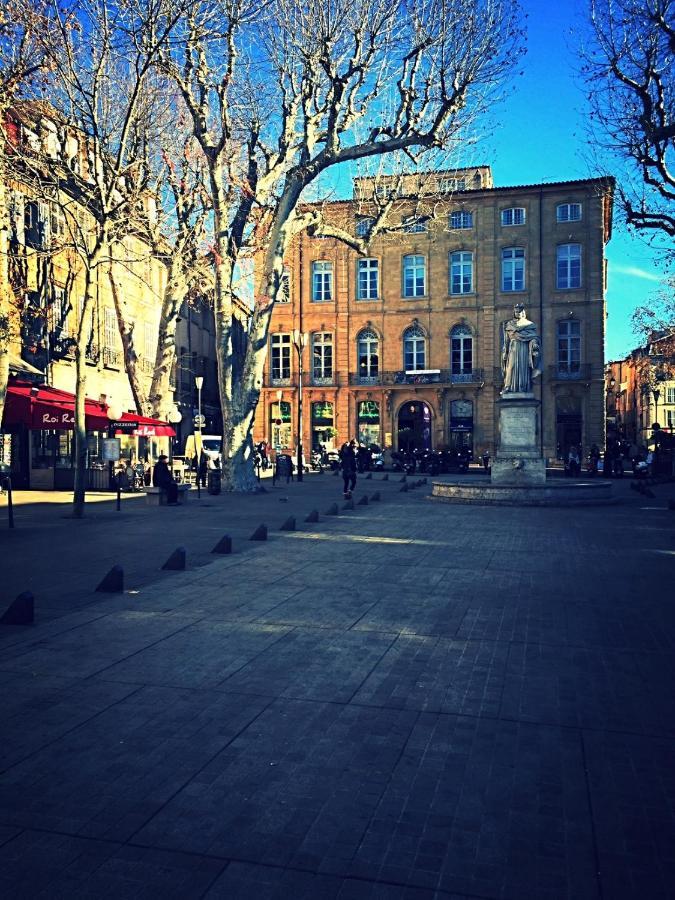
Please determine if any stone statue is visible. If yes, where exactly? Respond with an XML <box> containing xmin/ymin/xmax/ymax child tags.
<box><xmin>501</xmin><ymin>304</ymin><xmax>541</xmax><ymax>395</ymax></box>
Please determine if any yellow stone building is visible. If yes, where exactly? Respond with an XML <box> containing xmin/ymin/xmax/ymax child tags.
<box><xmin>254</xmin><ymin>167</ymin><xmax>614</xmax><ymax>463</ymax></box>
<box><xmin>1</xmin><ymin>105</ymin><xmax>171</xmax><ymax>488</ymax></box>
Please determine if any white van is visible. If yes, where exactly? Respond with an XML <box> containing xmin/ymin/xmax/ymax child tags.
<box><xmin>184</xmin><ymin>434</ymin><xmax>222</xmax><ymax>464</ymax></box>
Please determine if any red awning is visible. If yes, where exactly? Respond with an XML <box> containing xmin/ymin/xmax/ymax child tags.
<box><xmin>2</xmin><ymin>381</ymin><xmax>176</xmax><ymax>436</ymax></box>
<box><xmin>2</xmin><ymin>382</ymin><xmax>110</xmax><ymax>431</ymax></box>
<box><xmin>117</xmin><ymin>413</ymin><xmax>176</xmax><ymax>437</ymax></box>
<box><xmin>115</xmin><ymin>412</ymin><xmax>176</xmax><ymax>437</ymax></box>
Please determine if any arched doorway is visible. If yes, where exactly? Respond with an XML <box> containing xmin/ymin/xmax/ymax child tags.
<box><xmin>397</xmin><ymin>401</ymin><xmax>432</xmax><ymax>452</ymax></box>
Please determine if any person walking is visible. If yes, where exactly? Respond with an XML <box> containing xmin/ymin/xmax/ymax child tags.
<box><xmin>198</xmin><ymin>451</ymin><xmax>208</xmax><ymax>488</ymax></box>
<box><xmin>339</xmin><ymin>440</ymin><xmax>357</xmax><ymax>499</ymax></box>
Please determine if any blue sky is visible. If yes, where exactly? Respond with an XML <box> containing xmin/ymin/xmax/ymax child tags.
<box><xmin>314</xmin><ymin>0</ymin><xmax>669</xmax><ymax>359</ymax></box>
<box><xmin>485</xmin><ymin>0</ymin><xmax>669</xmax><ymax>360</ymax></box>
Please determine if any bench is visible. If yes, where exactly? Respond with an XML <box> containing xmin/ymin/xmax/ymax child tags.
<box><xmin>145</xmin><ymin>484</ymin><xmax>191</xmax><ymax>506</ymax></box>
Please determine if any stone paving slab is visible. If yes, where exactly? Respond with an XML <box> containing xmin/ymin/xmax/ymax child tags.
<box><xmin>0</xmin><ymin>610</ymin><xmax>203</xmax><ymax>678</ymax></box>
<box><xmin>1</xmin><ymin>475</ymin><xmax>674</xmax><ymax>897</ymax></box>
<box><xmin>0</xmin><ymin>673</ymin><xmax>139</xmax><ymax>770</ymax></box>
<box><xmin>205</xmin><ymin>860</ymin><xmax>445</xmax><ymax>898</ymax></box>
<box><xmin>352</xmin><ymin>637</ymin><xmax>509</xmax><ymax>717</ymax></box>
<box><xmin>0</xmin><ymin>831</ymin><xmax>226</xmax><ymax>899</ymax></box>
<box><xmin>0</xmin><ymin>686</ymin><xmax>271</xmax><ymax>841</ymax></box>
<box><xmin>501</xmin><ymin>642</ymin><xmax>675</xmax><ymax>736</ymax></box>
<box><xmin>224</xmin><ymin>629</ymin><xmax>396</xmax><ymax>702</ymax></box>
<box><xmin>97</xmin><ymin>622</ymin><xmax>292</xmax><ymax>689</ymax></box>
<box><xmin>583</xmin><ymin>730</ymin><xmax>675</xmax><ymax>900</ymax></box>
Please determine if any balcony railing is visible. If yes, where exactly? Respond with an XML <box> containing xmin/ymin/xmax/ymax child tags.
<box><xmin>265</xmin><ymin>373</ymin><xmax>341</xmax><ymax>388</ymax></box>
<box><xmin>351</xmin><ymin>369</ymin><xmax>484</xmax><ymax>386</ymax></box>
<box><xmin>268</xmin><ymin>369</ymin><xmax>491</xmax><ymax>389</ymax></box>
<box><xmin>102</xmin><ymin>347</ymin><xmax>121</xmax><ymax>368</ymax></box>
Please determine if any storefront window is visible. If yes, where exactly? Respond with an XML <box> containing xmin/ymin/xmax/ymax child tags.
<box><xmin>358</xmin><ymin>400</ymin><xmax>380</xmax><ymax>446</ymax></box>
<box><xmin>312</xmin><ymin>401</ymin><xmax>335</xmax><ymax>450</ymax></box>
<box><xmin>271</xmin><ymin>401</ymin><xmax>292</xmax><ymax>450</ymax></box>
<box><xmin>449</xmin><ymin>399</ymin><xmax>473</xmax><ymax>454</ymax></box>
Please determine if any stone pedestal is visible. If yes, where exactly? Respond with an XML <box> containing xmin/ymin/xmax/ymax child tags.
<box><xmin>491</xmin><ymin>395</ymin><xmax>546</xmax><ymax>486</ymax></box>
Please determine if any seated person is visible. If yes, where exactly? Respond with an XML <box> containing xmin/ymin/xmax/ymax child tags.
<box><xmin>152</xmin><ymin>454</ymin><xmax>179</xmax><ymax>504</ymax></box>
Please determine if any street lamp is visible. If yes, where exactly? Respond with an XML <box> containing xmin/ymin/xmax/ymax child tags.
<box><xmin>291</xmin><ymin>330</ymin><xmax>307</xmax><ymax>482</ymax></box>
<box><xmin>194</xmin><ymin>375</ymin><xmax>204</xmax><ymax>455</ymax></box>
<box><xmin>652</xmin><ymin>387</ymin><xmax>661</xmax><ymax>428</ymax></box>
<box><xmin>106</xmin><ymin>399</ymin><xmax>124</xmax><ymax>490</ymax></box>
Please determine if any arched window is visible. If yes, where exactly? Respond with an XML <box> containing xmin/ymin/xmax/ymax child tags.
<box><xmin>403</xmin><ymin>324</ymin><xmax>426</xmax><ymax>371</ymax></box>
<box><xmin>450</xmin><ymin>325</ymin><xmax>473</xmax><ymax>378</ymax></box>
<box><xmin>357</xmin><ymin>327</ymin><xmax>379</xmax><ymax>381</ymax></box>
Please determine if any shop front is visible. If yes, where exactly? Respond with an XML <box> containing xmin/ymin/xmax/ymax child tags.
<box><xmin>311</xmin><ymin>400</ymin><xmax>336</xmax><ymax>451</ymax></box>
<box><xmin>357</xmin><ymin>400</ymin><xmax>381</xmax><ymax>447</ymax></box>
<box><xmin>449</xmin><ymin>399</ymin><xmax>474</xmax><ymax>454</ymax></box>
<box><xmin>1</xmin><ymin>381</ymin><xmax>174</xmax><ymax>490</ymax></box>
<box><xmin>397</xmin><ymin>401</ymin><xmax>432</xmax><ymax>452</ymax></box>
<box><xmin>270</xmin><ymin>400</ymin><xmax>292</xmax><ymax>452</ymax></box>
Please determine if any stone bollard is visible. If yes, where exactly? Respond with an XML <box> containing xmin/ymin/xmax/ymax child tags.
<box><xmin>305</xmin><ymin>509</ymin><xmax>319</xmax><ymax>523</ymax></box>
<box><xmin>1</xmin><ymin>591</ymin><xmax>34</xmax><ymax>625</ymax></box>
<box><xmin>96</xmin><ymin>565</ymin><xmax>124</xmax><ymax>593</ymax></box>
<box><xmin>212</xmin><ymin>534</ymin><xmax>233</xmax><ymax>554</ymax></box>
<box><xmin>325</xmin><ymin>503</ymin><xmax>339</xmax><ymax>516</ymax></box>
<box><xmin>280</xmin><ymin>516</ymin><xmax>296</xmax><ymax>531</ymax></box>
<box><xmin>250</xmin><ymin>524</ymin><xmax>268</xmax><ymax>541</ymax></box>
<box><xmin>162</xmin><ymin>547</ymin><xmax>186</xmax><ymax>570</ymax></box>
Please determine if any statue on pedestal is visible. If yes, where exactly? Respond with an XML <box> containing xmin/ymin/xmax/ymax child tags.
<box><xmin>501</xmin><ymin>304</ymin><xmax>541</xmax><ymax>395</ymax></box>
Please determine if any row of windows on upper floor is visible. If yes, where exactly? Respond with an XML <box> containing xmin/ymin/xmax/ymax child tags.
<box><xmin>277</xmin><ymin>244</ymin><xmax>585</xmax><ymax>304</ymax></box>
<box><xmin>269</xmin><ymin>320</ymin><xmax>584</xmax><ymax>381</ymax></box>
<box><xmin>351</xmin><ymin>203</ymin><xmax>583</xmax><ymax>237</ymax></box>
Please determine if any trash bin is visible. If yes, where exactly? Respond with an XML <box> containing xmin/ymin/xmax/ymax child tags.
<box><xmin>207</xmin><ymin>469</ymin><xmax>221</xmax><ymax>495</ymax></box>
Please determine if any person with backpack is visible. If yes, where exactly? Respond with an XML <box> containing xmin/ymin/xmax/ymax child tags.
<box><xmin>339</xmin><ymin>440</ymin><xmax>357</xmax><ymax>499</ymax></box>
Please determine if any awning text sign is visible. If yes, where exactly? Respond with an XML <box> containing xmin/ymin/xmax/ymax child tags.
<box><xmin>39</xmin><ymin>410</ymin><xmax>74</xmax><ymax>427</ymax></box>
<box><xmin>111</xmin><ymin>420</ymin><xmax>138</xmax><ymax>433</ymax></box>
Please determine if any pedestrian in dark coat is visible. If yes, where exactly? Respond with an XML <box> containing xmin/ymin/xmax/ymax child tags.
<box><xmin>340</xmin><ymin>440</ymin><xmax>357</xmax><ymax>498</ymax></box>
<box><xmin>198</xmin><ymin>451</ymin><xmax>208</xmax><ymax>487</ymax></box>
<box><xmin>153</xmin><ymin>455</ymin><xmax>178</xmax><ymax>504</ymax></box>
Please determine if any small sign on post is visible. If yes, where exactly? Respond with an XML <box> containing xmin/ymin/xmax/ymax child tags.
<box><xmin>102</xmin><ymin>438</ymin><xmax>122</xmax><ymax>462</ymax></box>
<box><xmin>193</xmin><ymin>414</ymin><xmax>206</xmax><ymax>428</ymax></box>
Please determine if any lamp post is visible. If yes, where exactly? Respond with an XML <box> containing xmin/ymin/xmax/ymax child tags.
<box><xmin>167</xmin><ymin>405</ymin><xmax>182</xmax><ymax>463</ymax></box>
<box><xmin>194</xmin><ymin>375</ymin><xmax>204</xmax><ymax>452</ymax></box>
<box><xmin>292</xmin><ymin>330</ymin><xmax>307</xmax><ymax>482</ymax></box>
<box><xmin>652</xmin><ymin>387</ymin><xmax>661</xmax><ymax>429</ymax></box>
<box><xmin>106</xmin><ymin>400</ymin><xmax>124</xmax><ymax>499</ymax></box>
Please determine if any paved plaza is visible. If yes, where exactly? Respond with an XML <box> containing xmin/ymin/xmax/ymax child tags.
<box><xmin>0</xmin><ymin>473</ymin><xmax>674</xmax><ymax>899</ymax></box>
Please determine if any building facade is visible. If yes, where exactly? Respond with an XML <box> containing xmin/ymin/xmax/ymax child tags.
<box><xmin>607</xmin><ymin>330</ymin><xmax>675</xmax><ymax>445</ymax></box>
<box><xmin>253</xmin><ymin>168</ymin><xmax>614</xmax><ymax>462</ymax></box>
<box><xmin>1</xmin><ymin>105</ymin><xmax>176</xmax><ymax>487</ymax></box>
